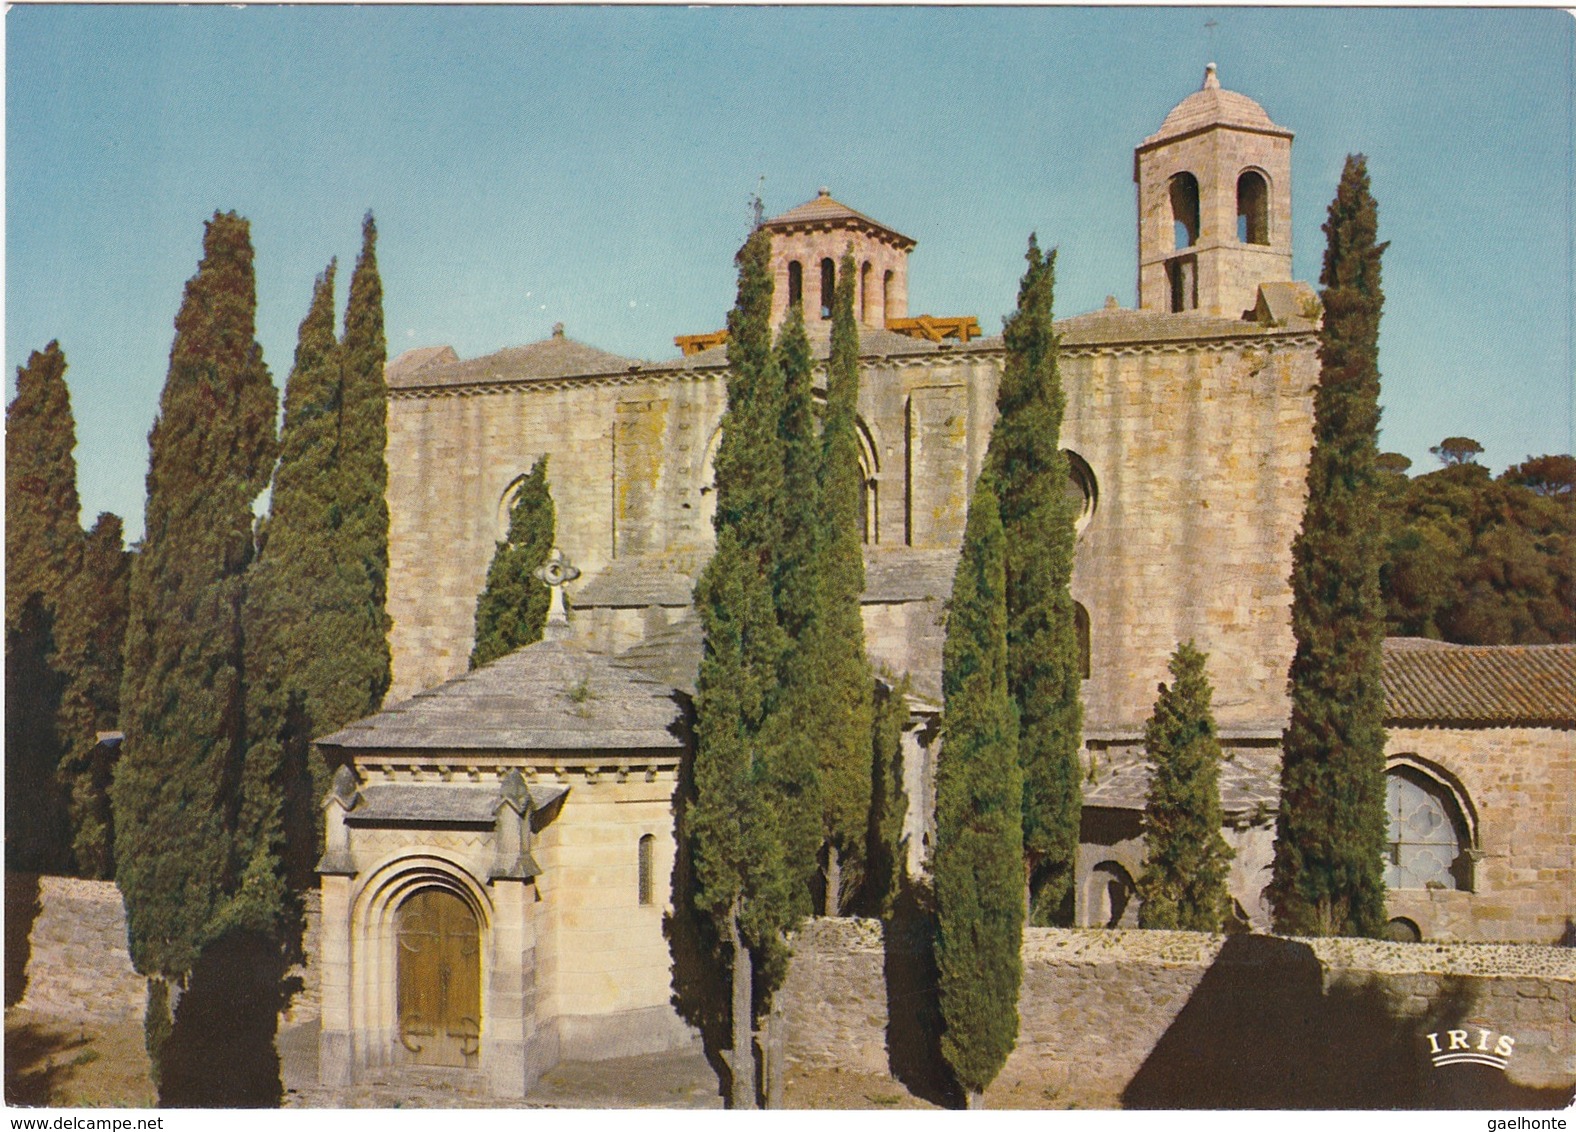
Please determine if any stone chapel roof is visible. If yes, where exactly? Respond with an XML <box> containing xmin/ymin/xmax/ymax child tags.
<box><xmin>1141</xmin><ymin>63</ymin><xmax>1292</xmax><ymax>149</ymax></box>
<box><xmin>385</xmin><ymin>325</ymin><xmax>642</xmax><ymax>390</ymax></box>
<box><xmin>316</xmin><ymin>638</ymin><xmax>686</xmax><ymax>753</ymax></box>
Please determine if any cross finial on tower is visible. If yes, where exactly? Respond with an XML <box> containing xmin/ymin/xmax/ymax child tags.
<box><xmin>534</xmin><ymin>548</ymin><xmax>581</xmax><ymax>641</ymax></box>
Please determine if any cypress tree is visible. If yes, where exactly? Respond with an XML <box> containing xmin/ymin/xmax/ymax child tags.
<box><xmin>760</xmin><ymin>302</ymin><xmax>824</xmax><ymax>912</ymax></box>
<box><xmin>6</xmin><ymin>341</ymin><xmax>82</xmax><ymax>625</ymax></box>
<box><xmin>1136</xmin><ymin>641</ymin><xmax>1233</xmax><ymax>931</ymax></box>
<box><xmin>333</xmin><ymin>213</ymin><xmax>393</xmax><ymax>749</ymax></box>
<box><xmin>687</xmin><ymin>225</ymin><xmax>795</xmax><ymax>1108</ymax></box>
<box><xmin>5</xmin><ymin>340</ymin><xmax>82</xmax><ymax>873</ymax></box>
<box><xmin>1269</xmin><ymin>156</ymin><xmax>1390</xmax><ymax>938</ymax></box>
<box><xmin>112</xmin><ymin>212</ymin><xmax>280</xmax><ymax>1061</ymax></box>
<box><xmin>987</xmin><ymin>235</ymin><xmax>1082</xmax><ymax>925</ymax></box>
<box><xmin>811</xmin><ymin>249</ymin><xmax>874</xmax><ymax>914</ymax></box>
<box><xmin>470</xmin><ymin>456</ymin><xmax>555</xmax><ymax>668</ymax></box>
<box><xmin>242</xmin><ymin>263</ymin><xmax>349</xmax><ymax>890</ymax></box>
<box><xmin>54</xmin><ymin>512</ymin><xmax>132</xmax><ymax>879</ymax></box>
<box><xmin>866</xmin><ymin>672</ymin><xmax>911</xmax><ymax>919</ymax></box>
<box><xmin>934</xmin><ymin>475</ymin><xmax>1023</xmax><ymax>1108</ymax></box>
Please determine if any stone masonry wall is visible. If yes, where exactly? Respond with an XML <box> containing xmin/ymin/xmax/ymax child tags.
<box><xmin>778</xmin><ymin>919</ymin><xmax>1576</xmax><ymax>1107</ymax></box>
<box><xmin>9</xmin><ymin>875</ymin><xmax>145</xmax><ymax>1022</ymax></box>
<box><xmin>1384</xmin><ymin>727</ymin><xmax>1575</xmax><ymax>944</ymax></box>
<box><xmin>386</xmin><ymin>325</ymin><xmax>1317</xmax><ymax>743</ymax></box>
<box><xmin>7</xmin><ymin>875</ymin><xmax>323</xmax><ymax>1027</ymax></box>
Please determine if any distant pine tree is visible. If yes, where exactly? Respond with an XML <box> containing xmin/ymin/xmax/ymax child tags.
<box><xmin>112</xmin><ymin>212</ymin><xmax>281</xmax><ymax>1068</ymax></box>
<box><xmin>1269</xmin><ymin>156</ymin><xmax>1390</xmax><ymax>938</ymax></box>
<box><xmin>470</xmin><ymin>456</ymin><xmax>555</xmax><ymax>667</ymax></box>
<box><xmin>987</xmin><ymin>236</ymin><xmax>1082</xmax><ymax>925</ymax></box>
<box><xmin>1137</xmin><ymin>642</ymin><xmax>1233</xmax><ymax>931</ymax></box>
<box><xmin>54</xmin><ymin>512</ymin><xmax>132</xmax><ymax>879</ymax></box>
<box><xmin>934</xmin><ymin>475</ymin><xmax>1023</xmax><ymax>1108</ymax></box>
<box><xmin>5</xmin><ymin>340</ymin><xmax>82</xmax><ymax>873</ymax></box>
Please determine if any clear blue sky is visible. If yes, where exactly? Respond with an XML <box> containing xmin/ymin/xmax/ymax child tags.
<box><xmin>8</xmin><ymin>5</ymin><xmax>1574</xmax><ymax>543</ymax></box>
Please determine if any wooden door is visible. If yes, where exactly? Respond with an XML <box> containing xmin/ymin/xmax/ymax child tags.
<box><xmin>397</xmin><ymin>888</ymin><xmax>480</xmax><ymax>1067</ymax></box>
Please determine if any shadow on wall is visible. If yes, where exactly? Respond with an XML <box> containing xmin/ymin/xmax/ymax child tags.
<box><xmin>156</xmin><ymin>929</ymin><xmax>299</xmax><ymax>1108</ymax></box>
<box><xmin>1123</xmin><ymin>933</ymin><xmax>1576</xmax><ymax>1110</ymax></box>
<box><xmin>663</xmin><ymin>742</ymin><xmax>734</xmax><ymax>1107</ymax></box>
<box><xmin>882</xmin><ymin>879</ymin><xmax>960</xmax><ymax>1109</ymax></box>
<box><xmin>5</xmin><ymin>874</ymin><xmax>43</xmax><ymax>1009</ymax></box>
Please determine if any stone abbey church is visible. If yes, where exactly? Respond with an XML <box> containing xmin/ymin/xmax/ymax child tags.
<box><xmin>313</xmin><ymin>68</ymin><xmax>1575</xmax><ymax>1097</ymax></box>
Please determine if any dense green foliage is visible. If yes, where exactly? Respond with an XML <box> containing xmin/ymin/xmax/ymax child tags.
<box><xmin>865</xmin><ymin>672</ymin><xmax>911</xmax><ymax>918</ymax></box>
<box><xmin>470</xmin><ymin>456</ymin><xmax>556</xmax><ymax>667</ymax></box>
<box><xmin>1137</xmin><ymin>642</ymin><xmax>1233</xmax><ymax>931</ymax></box>
<box><xmin>1381</xmin><ymin>455</ymin><xmax>1574</xmax><ymax>644</ymax></box>
<box><xmin>113</xmin><ymin>212</ymin><xmax>282</xmax><ymax>984</ymax></box>
<box><xmin>809</xmin><ymin>251</ymin><xmax>876</xmax><ymax>913</ymax></box>
<box><xmin>327</xmin><ymin>214</ymin><xmax>394</xmax><ymax>773</ymax></box>
<box><xmin>760</xmin><ymin>302</ymin><xmax>824</xmax><ymax>914</ymax></box>
<box><xmin>934</xmin><ymin>475</ymin><xmax>1023</xmax><ymax>1102</ymax></box>
<box><xmin>687</xmin><ymin>226</ymin><xmax>796</xmax><ymax>1106</ymax></box>
<box><xmin>1269</xmin><ymin>157</ymin><xmax>1390</xmax><ymax>938</ymax></box>
<box><xmin>5</xmin><ymin>341</ymin><xmax>82</xmax><ymax>873</ymax></box>
<box><xmin>986</xmin><ymin>235</ymin><xmax>1082</xmax><ymax>925</ymax></box>
<box><xmin>6</xmin><ymin>341</ymin><xmax>82</xmax><ymax>623</ymax></box>
<box><xmin>55</xmin><ymin>513</ymin><xmax>132</xmax><ymax>878</ymax></box>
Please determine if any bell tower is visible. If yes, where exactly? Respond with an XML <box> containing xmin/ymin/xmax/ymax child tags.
<box><xmin>759</xmin><ymin>188</ymin><xmax>915</xmax><ymax>330</ymax></box>
<box><xmin>1135</xmin><ymin>64</ymin><xmax>1294</xmax><ymax>319</ymax></box>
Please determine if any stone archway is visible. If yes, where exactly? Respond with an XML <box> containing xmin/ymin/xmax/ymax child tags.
<box><xmin>396</xmin><ymin>887</ymin><xmax>481</xmax><ymax>1068</ymax></box>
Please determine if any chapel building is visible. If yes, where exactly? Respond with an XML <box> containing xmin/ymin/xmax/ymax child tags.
<box><xmin>314</xmin><ymin>67</ymin><xmax>1575</xmax><ymax>1098</ymax></box>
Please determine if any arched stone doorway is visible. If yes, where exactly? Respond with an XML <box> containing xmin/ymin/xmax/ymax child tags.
<box><xmin>396</xmin><ymin>887</ymin><xmax>481</xmax><ymax>1067</ymax></box>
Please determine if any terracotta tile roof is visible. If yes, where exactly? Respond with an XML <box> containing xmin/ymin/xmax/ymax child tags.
<box><xmin>1142</xmin><ymin>64</ymin><xmax>1290</xmax><ymax>148</ymax></box>
<box><xmin>316</xmin><ymin>638</ymin><xmax>686</xmax><ymax>752</ymax></box>
<box><xmin>764</xmin><ymin>189</ymin><xmax>916</xmax><ymax>249</ymax></box>
<box><xmin>1382</xmin><ymin>638</ymin><xmax>1576</xmax><ymax>728</ymax></box>
<box><xmin>387</xmin><ymin>329</ymin><xmax>643</xmax><ymax>390</ymax></box>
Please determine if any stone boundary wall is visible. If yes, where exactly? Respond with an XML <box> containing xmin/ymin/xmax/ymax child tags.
<box><xmin>8</xmin><ymin>875</ymin><xmax>145</xmax><ymax>1022</ymax></box>
<box><xmin>6</xmin><ymin>875</ymin><xmax>323</xmax><ymax>1027</ymax></box>
<box><xmin>779</xmin><ymin>919</ymin><xmax>1576</xmax><ymax>1106</ymax></box>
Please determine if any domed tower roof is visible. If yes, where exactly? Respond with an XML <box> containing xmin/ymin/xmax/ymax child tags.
<box><xmin>763</xmin><ymin>187</ymin><xmax>916</xmax><ymax>250</ymax></box>
<box><xmin>1142</xmin><ymin>63</ymin><xmax>1292</xmax><ymax>148</ymax></box>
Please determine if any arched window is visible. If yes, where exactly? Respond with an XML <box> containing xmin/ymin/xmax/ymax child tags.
<box><xmin>787</xmin><ymin>261</ymin><xmax>803</xmax><ymax>308</ymax></box>
<box><xmin>882</xmin><ymin>270</ymin><xmax>894</xmax><ymax>323</ymax></box>
<box><xmin>638</xmin><ymin>834</ymin><xmax>655</xmax><ymax>905</ymax></box>
<box><xmin>1237</xmin><ymin>170</ymin><xmax>1270</xmax><ymax>245</ymax></box>
<box><xmin>1385</xmin><ymin>766</ymin><xmax>1472</xmax><ymax>891</ymax></box>
<box><xmin>1063</xmin><ymin>450</ymin><xmax>1098</xmax><ymax>535</ymax></box>
<box><xmin>820</xmin><ymin>258</ymin><xmax>836</xmax><ymax>320</ymax></box>
<box><xmin>860</xmin><ymin>261</ymin><xmax>872</xmax><ymax>323</ymax></box>
<box><xmin>1169</xmin><ymin>172</ymin><xmax>1200</xmax><ymax>249</ymax></box>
